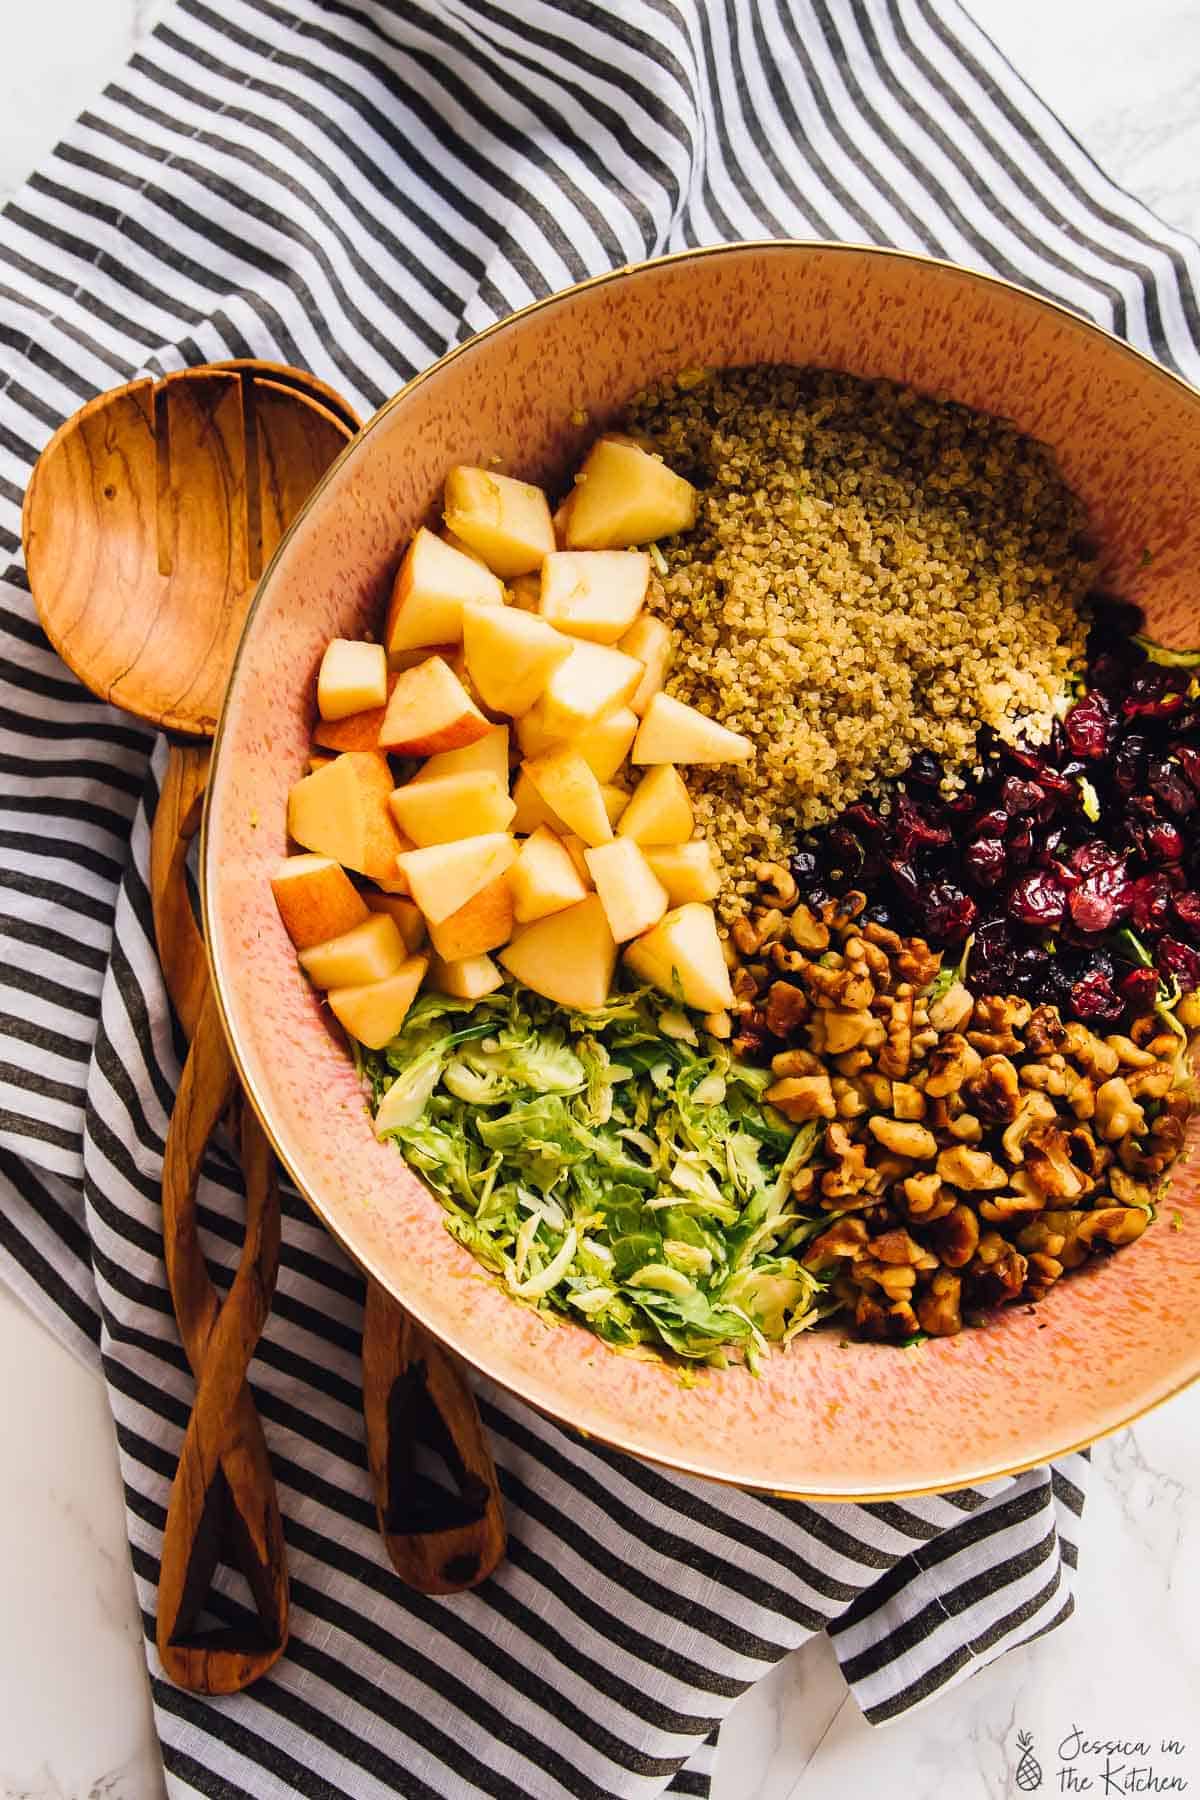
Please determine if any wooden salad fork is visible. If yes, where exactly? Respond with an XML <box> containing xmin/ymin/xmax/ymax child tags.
<box><xmin>24</xmin><ymin>360</ymin><xmax>506</xmax><ymax>1687</ymax></box>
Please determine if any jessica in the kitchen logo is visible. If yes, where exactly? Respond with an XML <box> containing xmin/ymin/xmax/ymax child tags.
<box><xmin>1014</xmin><ymin>1726</ymin><xmax>1191</xmax><ymax>1794</ymax></box>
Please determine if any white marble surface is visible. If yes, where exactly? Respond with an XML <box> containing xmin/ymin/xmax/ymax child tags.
<box><xmin>2</xmin><ymin>4</ymin><xmax>1199</xmax><ymax>1798</ymax></box>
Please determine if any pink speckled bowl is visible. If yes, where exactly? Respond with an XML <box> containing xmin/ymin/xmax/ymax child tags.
<box><xmin>204</xmin><ymin>243</ymin><xmax>1200</xmax><ymax>1499</ymax></box>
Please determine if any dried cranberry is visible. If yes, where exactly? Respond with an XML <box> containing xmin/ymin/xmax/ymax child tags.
<box><xmin>893</xmin><ymin>791</ymin><xmax>952</xmax><ymax>856</ymax></box>
<box><xmin>827</xmin><ymin>827</ymin><xmax>865</xmax><ymax>880</ymax></box>
<box><xmin>843</xmin><ymin>802</ymin><xmax>887</xmax><ymax>839</ymax></box>
<box><xmin>1148</xmin><ymin>820</ymin><xmax>1185</xmax><ymax>862</ymax></box>
<box><xmin>1130</xmin><ymin>873</ymin><xmax>1172</xmax><ymax>935</ymax></box>
<box><xmin>1071</xmin><ymin>839</ymin><xmax>1122</xmax><ymax>875</ymax></box>
<box><xmin>905</xmin><ymin>751</ymin><xmax>943</xmax><ymax>788</ymax></box>
<box><xmin>1148</xmin><ymin>757</ymin><xmax>1197</xmax><ymax>818</ymax></box>
<box><xmin>1064</xmin><ymin>690</ymin><xmax>1117</xmax><ymax>759</ymax></box>
<box><xmin>972</xmin><ymin>920</ymin><xmax>1017</xmax><ymax>990</ymax></box>
<box><xmin>1121</xmin><ymin>665</ymin><xmax>1189</xmax><ymax>721</ymax></box>
<box><xmin>1119</xmin><ymin>966</ymin><xmax>1160</xmax><ymax>1013</ymax></box>
<box><xmin>1069</xmin><ymin>864</ymin><xmax>1133</xmax><ymax>934</ymax></box>
<box><xmin>1090</xmin><ymin>650</ymin><xmax>1135</xmax><ymax>694</ymax></box>
<box><xmin>886</xmin><ymin>856</ymin><xmax>923</xmax><ymax>908</ymax></box>
<box><xmin>1172</xmin><ymin>891</ymin><xmax>1200</xmax><ymax>932</ymax></box>
<box><xmin>920</xmin><ymin>883</ymin><xmax>977</xmax><ymax>945</ymax></box>
<box><xmin>1007</xmin><ymin>821</ymin><xmax>1034</xmax><ymax>868</ymax></box>
<box><xmin>789</xmin><ymin>849</ymin><xmax>821</xmax><ymax>889</ymax></box>
<box><xmin>1002</xmin><ymin>776</ymin><xmax>1046</xmax><ymax>816</ymax></box>
<box><xmin>1112</xmin><ymin>733</ymin><xmax>1148</xmax><ymax>793</ymax></box>
<box><xmin>1175</xmin><ymin>744</ymin><xmax>1200</xmax><ymax>792</ymax></box>
<box><xmin>971</xmin><ymin>806</ymin><xmax>1011</xmax><ymax>839</ymax></box>
<box><xmin>1008</xmin><ymin>871</ymin><xmax>1068</xmax><ymax>929</ymax></box>
<box><xmin>965</xmin><ymin>836</ymin><xmax>1007</xmax><ymax>887</ymax></box>
<box><xmin>1157</xmin><ymin>935</ymin><xmax>1200</xmax><ymax>992</ymax></box>
<box><xmin>1070</xmin><ymin>968</ymin><xmax>1124</xmax><ymax>1023</ymax></box>
<box><xmin>945</xmin><ymin>789</ymin><xmax>982</xmax><ymax>821</ymax></box>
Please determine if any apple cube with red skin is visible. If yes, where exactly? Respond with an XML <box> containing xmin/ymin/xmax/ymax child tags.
<box><xmin>377</xmin><ymin>655</ymin><xmax>490</xmax><ymax>756</ymax></box>
<box><xmin>317</xmin><ymin>639</ymin><xmax>388</xmax><ymax>721</ymax></box>
<box><xmin>271</xmin><ymin>854</ymin><xmax>369</xmax><ymax>950</ymax></box>
<box><xmin>287</xmin><ymin>751</ymin><xmax>406</xmax><ymax>882</ymax></box>
<box><xmin>384</xmin><ymin>527</ymin><xmax>505</xmax><ymax>655</ymax></box>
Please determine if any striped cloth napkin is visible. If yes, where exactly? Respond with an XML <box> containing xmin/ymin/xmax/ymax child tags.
<box><xmin>2</xmin><ymin>2</ymin><xmax>1198</xmax><ymax>1796</ymax></box>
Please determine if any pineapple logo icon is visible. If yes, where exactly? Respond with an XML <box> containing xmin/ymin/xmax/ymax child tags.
<box><xmin>1015</xmin><ymin>1731</ymin><xmax>1043</xmax><ymax>1792</ymax></box>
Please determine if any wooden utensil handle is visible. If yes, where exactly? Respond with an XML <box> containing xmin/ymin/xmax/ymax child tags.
<box><xmin>363</xmin><ymin>1280</ymin><xmax>506</xmax><ymax>1594</ymax></box>
<box><xmin>158</xmin><ymin>989</ymin><xmax>288</xmax><ymax>1689</ymax></box>
<box><xmin>149</xmin><ymin>739</ymin><xmax>210</xmax><ymax>1043</ymax></box>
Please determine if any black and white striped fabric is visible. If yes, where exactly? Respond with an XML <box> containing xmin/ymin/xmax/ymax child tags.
<box><xmin>2</xmin><ymin>2</ymin><xmax>1197</xmax><ymax>1795</ymax></box>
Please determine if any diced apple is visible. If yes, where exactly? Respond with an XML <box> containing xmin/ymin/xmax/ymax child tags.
<box><xmin>460</xmin><ymin>604</ymin><xmax>572</xmax><ymax>719</ymax></box>
<box><xmin>601</xmin><ymin>783</ymin><xmax>630</xmax><ymax>826</ymax></box>
<box><xmin>509</xmin><ymin>825</ymin><xmax>589</xmax><ymax>924</ymax></box>
<box><xmin>552</xmin><ymin>492</ymin><xmax>574</xmax><ymax>547</ymax></box>
<box><xmin>313</xmin><ymin>674</ymin><xmax>399</xmax><ymax>751</ymax></box>
<box><xmin>328</xmin><ymin>955</ymin><xmax>428</xmax><ymax>1050</ymax></box>
<box><xmin>515</xmin><ymin>703</ymin><xmax>637</xmax><ymax>781</ymax></box>
<box><xmin>385</xmin><ymin>527</ymin><xmax>505</xmax><ymax>655</ymax></box>
<box><xmin>395</xmin><ymin>832</ymin><xmax>516</xmax><ymax>925</ymax></box>
<box><xmin>271</xmin><ymin>854</ymin><xmax>370</xmax><ymax>950</ymax></box>
<box><xmin>559</xmin><ymin>833</ymin><xmax>594</xmax><ymax>888</ymax></box>
<box><xmin>508</xmin><ymin>573</ymin><xmax>541</xmax><ymax>611</ymax></box>
<box><xmin>500</xmin><ymin>895</ymin><xmax>617</xmax><ymax>1010</ymax></box>
<box><xmin>316</xmin><ymin>638</ymin><xmax>388</xmax><ymax>722</ymax></box>
<box><xmin>643</xmin><ymin>841</ymin><xmax>720</xmax><ymax>905</ymax></box>
<box><xmin>539</xmin><ymin>550</ymin><xmax>649</xmax><ymax>644</ymax></box>
<box><xmin>389</xmin><ymin>642</ymin><xmax>458</xmax><ymax>673</ymax></box>
<box><xmin>620</xmin><ymin>614</ymin><xmax>673</xmax><ymax>716</ymax></box>
<box><xmin>538</xmin><ymin>640</ymin><xmax>642</xmax><ymax>737</ymax></box>
<box><xmin>370</xmin><ymin>869</ymin><xmax>412</xmax><ymax>897</ymax></box>
<box><xmin>584</xmin><ymin>839</ymin><xmax>669</xmax><ymax>943</ymax></box>
<box><xmin>363</xmin><ymin>891</ymin><xmax>427</xmax><ymax>951</ymax></box>
<box><xmin>510</xmin><ymin>768</ymin><xmax>566</xmax><ymax>835</ymax></box>
<box><xmin>523</xmin><ymin>751</ymin><xmax>613</xmax><ymax>848</ymax></box>
<box><xmin>563</xmin><ymin>437</ymin><xmax>698</xmax><ymax>550</ymax></box>
<box><xmin>298</xmin><ymin>912</ymin><xmax>408</xmax><ymax>990</ymax></box>
<box><xmin>427</xmin><ymin>872</ymin><xmax>514</xmax><ymax>961</ymax></box>
<box><xmin>427</xmin><ymin>950</ymin><xmax>504</xmax><ymax>1000</ymax></box>
<box><xmin>389</xmin><ymin>771</ymin><xmax>516</xmax><ymax>847</ymax></box>
<box><xmin>440</xmin><ymin>529</ymin><xmax>490</xmax><ymax>567</ymax></box>
<box><xmin>308</xmin><ymin>753</ymin><xmax>336</xmax><ymax>774</ymax></box>
<box><xmin>617</xmin><ymin>763</ymin><xmax>694</xmax><ymax>845</ymax></box>
<box><xmin>443</xmin><ymin>466</ymin><xmax>555</xmax><ymax>577</ymax></box>
<box><xmin>409</xmin><ymin>723</ymin><xmax>509</xmax><ymax>788</ymax></box>
<box><xmin>288</xmin><ymin>751</ymin><xmax>405</xmax><ymax>882</ymax></box>
<box><xmin>377</xmin><ymin>655</ymin><xmax>490</xmax><ymax>756</ymax></box>
<box><xmin>623</xmin><ymin>903</ymin><xmax>733</xmax><ymax>1012</ymax></box>
<box><xmin>632</xmin><ymin>692</ymin><xmax>754</xmax><ymax>765</ymax></box>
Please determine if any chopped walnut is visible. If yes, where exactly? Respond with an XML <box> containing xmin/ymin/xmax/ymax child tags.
<box><xmin>917</xmin><ymin>1270</ymin><xmax>963</xmax><ymax>1336</ymax></box>
<box><xmin>936</xmin><ymin>1144</ymin><xmax>1007</xmax><ymax>1190</ymax></box>
<box><xmin>966</xmin><ymin>1055</ymin><xmax>1021</xmax><ymax>1124</ymax></box>
<box><xmin>868</xmin><ymin>1115</ymin><xmax>937</xmax><ymax>1159</ymax></box>
<box><xmin>765</xmin><ymin>1075</ymin><xmax>837</xmax><ymax>1122</ymax></box>
<box><xmin>1094</xmin><ymin>1076</ymin><xmax>1147</xmax><ymax>1142</ymax></box>
<box><xmin>924</xmin><ymin>1033</ymin><xmax>983</xmax><ymax>1097</ymax></box>
<box><xmin>764</xmin><ymin>980</ymin><xmax>810</xmax><ymax>1037</ymax></box>
<box><xmin>891</xmin><ymin>1080</ymin><xmax>926</xmax><ymax>1121</ymax></box>
<box><xmin>1022</xmin><ymin>1125</ymin><xmax>1091</xmax><ymax>1200</ymax></box>
<box><xmin>789</xmin><ymin>904</ymin><xmax>830</xmax><ymax>951</ymax></box>
<box><xmin>928</xmin><ymin>980</ymin><xmax>974</xmax><ymax>1034</ymax></box>
<box><xmin>928</xmin><ymin>1202</ymin><xmax>980</xmax><ymax>1269</ymax></box>
<box><xmin>802</xmin><ymin>1216</ymin><xmax>869</xmax><ymax>1271</ymax></box>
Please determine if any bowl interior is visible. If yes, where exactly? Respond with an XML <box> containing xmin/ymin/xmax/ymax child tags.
<box><xmin>205</xmin><ymin>243</ymin><xmax>1200</xmax><ymax>1498</ymax></box>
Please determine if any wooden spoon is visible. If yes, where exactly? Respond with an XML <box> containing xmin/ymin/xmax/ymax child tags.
<box><xmin>24</xmin><ymin>361</ymin><xmax>506</xmax><ymax>1669</ymax></box>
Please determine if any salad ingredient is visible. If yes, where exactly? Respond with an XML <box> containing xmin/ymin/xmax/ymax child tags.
<box><xmin>395</xmin><ymin>832</ymin><xmax>517</xmax><ymax>924</ymax></box>
<box><xmin>498</xmin><ymin>895</ymin><xmax>618</xmax><ymax>1010</ymax></box>
<box><xmin>316</xmin><ymin>638</ymin><xmax>388</xmax><ymax>721</ymax></box>
<box><xmin>427</xmin><ymin>951</ymin><xmax>504</xmax><ymax>1000</ymax></box>
<box><xmin>377</xmin><ymin>653</ymin><xmax>490</xmax><ymax>756</ymax></box>
<box><xmin>287</xmin><ymin>749</ymin><xmax>404</xmax><ymax>880</ymax></box>
<box><xmin>426</xmin><ymin>871</ymin><xmax>514</xmax><ymax>961</ymax></box>
<box><xmin>443</xmin><ymin>465</ymin><xmax>556</xmax><ymax>576</ymax></box>
<box><xmin>362</xmin><ymin>891</ymin><xmax>426</xmax><ymax>951</ymax></box>
<box><xmin>643</xmin><ymin>841</ymin><xmax>721</xmax><ymax>905</ymax></box>
<box><xmin>298</xmin><ymin>911</ymin><xmax>410</xmax><ymax>989</ymax></box>
<box><xmin>271</xmin><ymin>853</ymin><xmax>370</xmax><ymax>949</ymax></box>
<box><xmin>559</xmin><ymin>434</ymin><xmax>699</xmax><ymax>549</ymax></box>
<box><xmin>409</xmin><ymin>721</ymin><xmax>509</xmax><ymax>788</ymax></box>
<box><xmin>312</xmin><ymin>676</ymin><xmax>399</xmax><ymax>751</ymax></box>
<box><xmin>624</xmin><ymin>902</ymin><xmax>733</xmax><ymax>1012</ymax></box>
<box><xmin>510</xmin><ymin>825</ymin><xmax>590</xmax><ymax>923</ymax></box>
<box><xmin>617</xmin><ymin>763</ymin><xmax>694</xmax><ymax>845</ymax></box>
<box><xmin>361</xmin><ymin>983</ymin><xmax>819</xmax><ymax>1361</ymax></box>
<box><xmin>523</xmin><ymin>749</ymin><xmax>614</xmax><ymax>846</ymax></box>
<box><xmin>388</xmin><ymin>769</ymin><xmax>516</xmax><ymax>845</ymax></box>
<box><xmin>632</xmin><ymin>692</ymin><xmax>754</xmax><ymax>765</ymax></box>
<box><xmin>538</xmin><ymin>550</ymin><xmax>650</xmax><ymax>643</ymax></box>
<box><xmin>384</xmin><ymin>527</ymin><xmax>505</xmax><ymax>654</ymax></box>
<box><xmin>460</xmin><ymin>602</ymin><xmax>572</xmax><ymax>717</ymax></box>
<box><xmin>514</xmin><ymin>702</ymin><xmax>638</xmax><ymax>781</ymax></box>
<box><xmin>537</xmin><ymin>638</ymin><xmax>644</xmax><ymax>735</ymax></box>
<box><xmin>328</xmin><ymin>956</ymin><xmax>428</xmax><ymax>1049</ymax></box>
<box><xmin>584</xmin><ymin>839</ymin><xmax>670</xmax><ymax>942</ymax></box>
<box><xmin>619</xmin><ymin>613</ymin><xmax>673</xmax><ymax>715</ymax></box>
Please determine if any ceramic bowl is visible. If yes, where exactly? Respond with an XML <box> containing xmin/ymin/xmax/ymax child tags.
<box><xmin>203</xmin><ymin>242</ymin><xmax>1200</xmax><ymax>1499</ymax></box>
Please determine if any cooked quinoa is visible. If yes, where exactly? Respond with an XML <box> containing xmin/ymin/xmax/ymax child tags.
<box><xmin>624</xmin><ymin>366</ymin><xmax>1094</xmax><ymax>913</ymax></box>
